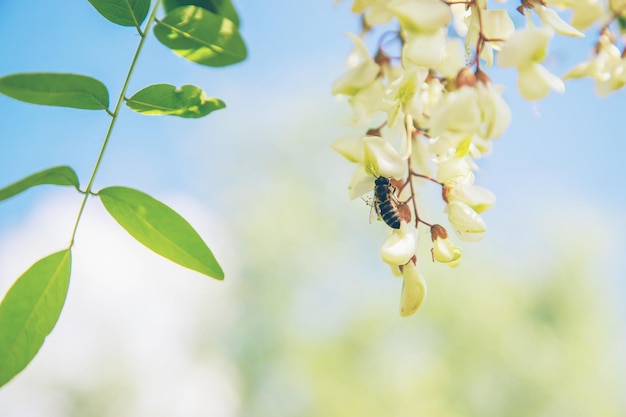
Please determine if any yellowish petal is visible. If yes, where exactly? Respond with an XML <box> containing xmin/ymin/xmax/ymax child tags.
<box><xmin>399</xmin><ymin>262</ymin><xmax>427</xmax><ymax>316</ymax></box>
<box><xmin>363</xmin><ymin>137</ymin><xmax>406</xmax><ymax>178</ymax></box>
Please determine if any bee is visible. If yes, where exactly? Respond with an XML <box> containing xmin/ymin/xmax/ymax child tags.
<box><xmin>373</xmin><ymin>176</ymin><xmax>404</xmax><ymax>229</ymax></box>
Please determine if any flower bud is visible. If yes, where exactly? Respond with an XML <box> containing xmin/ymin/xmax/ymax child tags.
<box><xmin>430</xmin><ymin>224</ymin><xmax>462</xmax><ymax>267</ymax></box>
<box><xmin>456</xmin><ymin>67</ymin><xmax>477</xmax><ymax>89</ymax></box>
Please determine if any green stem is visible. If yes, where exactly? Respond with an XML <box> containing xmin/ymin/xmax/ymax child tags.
<box><xmin>68</xmin><ymin>1</ymin><xmax>162</xmax><ymax>247</ymax></box>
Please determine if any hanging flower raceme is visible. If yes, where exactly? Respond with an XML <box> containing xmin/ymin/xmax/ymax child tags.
<box><xmin>333</xmin><ymin>0</ymin><xmax>614</xmax><ymax>316</ymax></box>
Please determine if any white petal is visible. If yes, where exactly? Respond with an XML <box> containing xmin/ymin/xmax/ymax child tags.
<box><xmin>436</xmin><ymin>38</ymin><xmax>467</xmax><ymax>78</ymax></box>
<box><xmin>563</xmin><ymin>61</ymin><xmax>594</xmax><ymax>80</ymax></box>
<box><xmin>345</xmin><ymin>32</ymin><xmax>373</xmax><ymax>61</ymax></box>
<box><xmin>364</xmin><ymin>6</ymin><xmax>395</xmax><ymax>26</ymax></box>
<box><xmin>518</xmin><ymin>63</ymin><xmax>565</xmax><ymax>101</ymax></box>
<box><xmin>476</xmin><ymin>83</ymin><xmax>511</xmax><ymax>139</ymax></box>
<box><xmin>381</xmin><ymin>226</ymin><xmax>418</xmax><ymax>265</ymax></box>
<box><xmin>570</xmin><ymin>0</ymin><xmax>604</xmax><ymax>30</ymax></box>
<box><xmin>348</xmin><ymin>80</ymin><xmax>389</xmax><ymax>124</ymax></box>
<box><xmin>331</xmin><ymin>136</ymin><xmax>364</xmax><ymax>163</ymax></box>
<box><xmin>388</xmin><ymin>0</ymin><xmax>451</xmax><ymax>33</ymax></box>
<box><xmin>445</xmin><ymin>200</ymin><xmax>487</xmax><ymax>241</ymax></box>
<box><xmin>497</xmin><ymin>27</ymin><xmax>552</xmax><ymax>68</ymax></box>
<box><xmin>348</xmin><ymin>165</ymin><xmax>375</xmax><ymax>200</ymax></box>
<box><xmin>450</xmin><ymin>3</ymin><xmax>470</xmax><ymax>37</ymax></box>
<box><xmin>363</xmin><ymin>136</ymin><xmax>407</xmax><ymax>178</ymax></box>
<box><xmin>481</xmin><ymin>10</ymin><xmax>515</xmax><ymax>42</ymax></box>
<box><xmin>435</xmin><ymin>156</ymin><xmax>472</xmax><ymax>184</ymax></box>
<box><xmin>399</xmin><ymin>262</ymin><xmax>427</xmax><ymax>316</ymax></box>
<box><xmin>430</xmin><ymin>87</ymin><xmax>481</xmax><ymax>137</ymax></box>
<box><xmin>332</xmin><ymin>60</ymin><xmax>381</xmax><ymax>96</ymax></box>
<box><xmin>432</xmin><ymin>237</ymin><xmax>462</xmax><ymax>266</ymax></box>
<box><xmin>535</xmin><ymin>6</ymin><xmax>584</xmax><ymax>37</ymax></box>
<box><xmin>447</xmin><ymin>183</ymin><xmax>496</xmax><ymax>213</ymax></box>
<box><xmin>403</xmin><ymin>29</ymin><xmax>447</xmax><ymax>68</ymax></box>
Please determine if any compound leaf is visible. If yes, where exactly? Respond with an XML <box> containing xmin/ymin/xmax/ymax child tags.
<box><xmin>98</xmin><ymin>186</ymin><xmax>224</xmax><ymax>280</ymax></box>
<box><xmin>126</xmin><ymin>84</ymin><xmax>225</xmax><ymax>118</ymax></box>
<box><xmin>0</xmin><ymin>166</ymin><xmax>80</xmax><ymax>203</ymax></box>
<box><xmin>0</xmin><ymin>73</ymin><xmax>109</xmax><ymax>111</ymax></box>
<box><xmin>154</xmin><ymin>6</ymin><xmax>247</xmax><ymax>67</ymax></box>
<box><xmin>0</xmin><ymin>250</ymin><xmax>72</xmax><ymax>388</ymax></box>
<box><xmin>162</xmin><ymin>0</ymin><xmax>240</xmax><ymax>27</ymax></box>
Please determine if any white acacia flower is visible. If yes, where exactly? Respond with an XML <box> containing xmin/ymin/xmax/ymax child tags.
<box><xmin>564</xmin><ymin>35</ymin><xmax>626</xmax><ymax>96</ymax></box>
<box><xmin>363</xmin><ymin>136</ymin><xmax>406</xmax><ymax>178</ymax></box>
<box><xmin>444</xmin><ymin>172</ymin><xmax>496</xmax><ymax>213</ymax></box>
<box><xmin>332</xmin><ymin>33</ymin><xmax>381</xmax><ymax>96</ymax></box>
<box><xmin>381</xmin><ymin>224</ymin><xmax>418</xmax><ymax>265</ymax></box>
<box><xmin>445</xmin><ymin>200</ymin><xmax>487</xmax><ymax>241</ymax></box>
<box><xmin>497</xmin><ymin>27</ymin><xmax>565</xmax><ymax>100</ymax></box>
<box><xmin>400</xmin><ymin>262</ymin><xmax>427</xmax><ymax>316</ymax></box>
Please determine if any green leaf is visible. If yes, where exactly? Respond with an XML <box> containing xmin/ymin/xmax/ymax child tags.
<box><xmin>98</xmin><ymin>186</ymin><xmax>224</xmax><ymax>280</ymax></box>
<box><xmin>0</xmin><ymin>250</ymin><xmax>72</xmax><ymax>388</ymax></box>
<box><xmin>0</xmin><ymin>73</ymin><xmax>109</xmax><ymax>111</ymax></box>
<box><xmin>162</xmin><ymin>0</ymin><xmax>240</xmax><ymax>27</ymax></box>
<box><xmin>154</xmin><ymin>6</ymin><xmax>247</xmax><ymax>67</ymax></box>
<box><xmin>618</xmin><ymin>16</ymin><xmax>626</xmax><ymax>33</ymax></box>
<box><xmin>88</xmin><ymin>0</ymin><xmax>150</xmax><ymax>27</ymax></box>
<box><xmin>0</xmin><ymin>166</ymin><xmax>80</xmax><ymax>203</ymax></box>
<box><xmin>126</xmin><ymin>84</ymin><xmax>225</xmax><ymax>118</ymax></box>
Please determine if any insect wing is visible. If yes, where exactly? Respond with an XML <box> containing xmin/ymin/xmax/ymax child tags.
<box><xmin>369</xmin><ymin>200</ymin><xmax>380</xmax><ymax>224</ymax></box>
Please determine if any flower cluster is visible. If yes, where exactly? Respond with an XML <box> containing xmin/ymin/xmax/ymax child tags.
<box><xmin>333</xmin><ymin>0</ymin><xmax>612</xmax><ymax>316</ymax></box>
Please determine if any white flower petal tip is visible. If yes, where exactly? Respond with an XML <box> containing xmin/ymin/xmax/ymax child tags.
<box><xmin>332</xmin><ymin>136</ymin><xmax>364</xmax><ymax>163</ymax></box>
<box><xmin>480</xmin><ymin>10</ymin><xmax>515</xmax><ymax>44</ymax></box>
<box><xmin>363</xmin><ymin>136</ymin><xmax>407</xmax><ymax>178</ymax></box>
<box><xmin>388</xmin><ymin>0</ymin><xmax>451</xmax><ymax>33</ymax></box>
<box><xmin>381</xmin><ymin>226</ymin><xmax>418</xmax><ymax>265</ymax></box>
<box><xmin>430</xmin><ymin>224</ymin><xmax>462</xmax><ymax>267</ymax></box>
<box><xmin>535</xmin><ymin>6</ymin><xmax>584</xmax><ymax>38</ymax></box>
<box><xmin>399</xmin><ymin>262</ymin><xmax>427</xmax><ymax>317</ymax></box>
<box><xmin>518</xmin><ymin>63</ymin><xmax>565</xmax><ymax>100</ymax></box>
<box><xmin>445</xmin><ymin>200</ymin><xmax>487</xmax><ymax>242</ymax></box>
<box><xmin>332</xmin><ymin>34</ymin><xmax>381</xmax><ymax>96</ymax></box>
<box><xmin>497</xmin><ymin>27</ymin><xmax>552</xmax><ymax>68</ymax></box>
<box><xmin>444</xmin><ymin>174</ymin><xmax>496</xmax><ymax>213</ymax></box>
<box><xmin>348</xmin><ymin>166</ymin><xmax>375</xmax><ymax>200</ymax></box>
